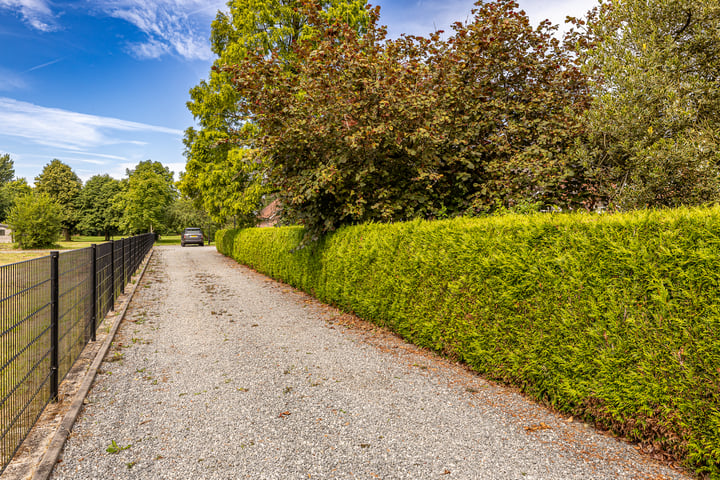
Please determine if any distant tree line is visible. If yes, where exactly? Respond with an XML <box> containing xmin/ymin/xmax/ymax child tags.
<box><xmin>0</xmin><ymin>155</ymin><xmax>219</xmax><ymax>249</ymax></box>
<box><xmin>180</xmin><ymin>0</ymin><xmax>720</xmax><ymax>241</ymax></box>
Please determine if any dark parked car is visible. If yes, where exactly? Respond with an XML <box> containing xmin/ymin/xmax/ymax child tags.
<box><xmin>181</xmin><ymin>227</ymin><xmax>204</xmax><ymax>247</ymax></box>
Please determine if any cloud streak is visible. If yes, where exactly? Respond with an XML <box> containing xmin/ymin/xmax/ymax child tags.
<box><xmin>24</xmin><ymin>57</ymin><xmax>64</xmax><ymax>72</ymax></box>
<box><xmin>0</xmin><ymin>97</ymin><xmax>183</xmax><ymax>151</ymax></box>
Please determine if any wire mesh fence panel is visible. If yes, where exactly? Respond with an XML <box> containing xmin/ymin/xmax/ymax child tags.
<box><xmin>0</xmin><ymin>256</ymin><xmax>53</xmax><ymax>472</ymax></box>
<box><xmin>57</xmin><ymin>249</ymin><xmax>93</xmax><ymax>383</ymax></box>
<box><xmin>113</xmin><ymin>240</ymin><xmax>124</xmax><ymax>300</ymax></box>
<box><xmin>0</xmin><ymin>233</ymin><xmax>154</xmax><ymax>474</ymax></box>
<box><xmin>96</xmin><ymin>242</ymin><xmax>114</xmax><ymax>322</ymax></box>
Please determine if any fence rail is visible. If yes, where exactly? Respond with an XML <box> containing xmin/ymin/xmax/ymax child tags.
<box><xmin>0</xmin><ymin>233</ymin><xmax>154</xmax><ymax>473</ymax></box>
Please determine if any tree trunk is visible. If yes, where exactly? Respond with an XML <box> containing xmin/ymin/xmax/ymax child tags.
<box><xmin>63</xmin><ymin>228</ymin><xmax>70</xmax><ymax>242</ymax></box>
<box><xmin>105</xmin><ymin>230</ymin><xmax>110</xmax><ymax>241</ymax></box>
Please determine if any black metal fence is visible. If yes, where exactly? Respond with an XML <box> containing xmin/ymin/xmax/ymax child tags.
<box><xmin>0</xmin><ymin>233</ymin><xmax>154</xmax><ymax>473</ymax></box>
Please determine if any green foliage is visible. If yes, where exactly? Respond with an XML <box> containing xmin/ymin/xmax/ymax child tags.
<box><xmin>8</xmin><ymin>193</ymin><xmax>62</xmax><ymax>248</ymax></box>
<box><xmin>217</xmin><ymin>207</ymin><xmax>720</xmax><ymax>476</ymax></box>
<box><xmin>115</xmin><ymin>160</ymin><xmax>177</xmax><ymax>235</ymax></box>
<box><xmin>34</xmin><ymin>159</ymin><xmax>83</xmax><ymax>239</ymax></box>
<box><xmin>0</xmin><ymin>153</ymin><xmax>14</xmax><ymax>184</ymax></box>
<box><xmin>76</xmin><ymin>174</ymin><xmax>123</xmax><ymax>239</ymax></box>
<box><xmin>227</xmin><ymin>0</ymin><xmax>590</xmax><ymax>239</ymax></box>
<box><xmin>576</xmin><ymin>0</ymin><xmax>720</xmax><ymax>208</ymax></box>
<box><xmin>180</xmin><ymin>130</ymin><xmax>267</xmax><ymax>226</ymax></box>
<box><xmin>167</xmin><ymin>197</ymin><xmax>221</xmax><ymax>241</ymax></box>
<box><xmin>181</xmin><ymin>0</ymin><xmax>370</xmax><ymax>226</ymax></box>
<box><xmin>0</xmin><ymin>153</ymin><xmax>28</xmax><ymax>223</ymax></box>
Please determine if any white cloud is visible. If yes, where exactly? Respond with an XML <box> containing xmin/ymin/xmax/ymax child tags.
<box><xmin>0</xmin><ymin>0</ymin><xmax>57</xmax><ymax>31</ymax></box>
<box><xmin>0</xmin><ymin>97</ymin><xmax>183</xmax><ymax>151</ymax></box>
<box><xmin>127</xmin><ymin>38</ymin><xmax>170</xmax><ymax>59</ymax></box>
<box><xmin>98</xmin><ymin>0</ymin><xmax>224</xmax><ymax>60</ymax></box>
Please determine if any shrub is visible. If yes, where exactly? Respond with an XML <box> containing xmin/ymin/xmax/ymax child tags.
<box><xmin>8</xmin><ymin>193</ymin><xmax>62</xmax><ymax>249</ymax></box>
<box><xmin>216</xmin><ymin>207</ymin><xmax>720</xmax><ymax>477</ymax></box>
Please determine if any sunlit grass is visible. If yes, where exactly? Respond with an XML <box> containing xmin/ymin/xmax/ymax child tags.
<box><xmin>0</xmin><ymin>252</ymin><xmax>44</xmax><ymax>265</ymax></box>
<box><xmin>0</xmin><ymin>233</ymin><xmax>178</xmax><ymax>265</ymax></box>
<box><xmin>155</xmin><ymin>235</ymin><xmax>181</xmax><ymax>245</ymax></box>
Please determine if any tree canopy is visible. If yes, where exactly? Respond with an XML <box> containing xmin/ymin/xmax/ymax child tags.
<box><xmin>34</xmin><ymin>159</ymin><xmax>82</xmax><ymax>240</ymax></box>
<box><xmin>178</xmin><ymin>0</ymin><xmax>720</xmax><ymax>240</ymax></box>
<box><xmin>180</xmin><ymin>0</ymin><xmax>370</xmax><ymax>226</ymax></box>
<box><xmin>76</xmin><ymin>174</ymin><xmax>123</xmax><ymax>240</ymax></box>
<box><xmin>115</xmin><ymin>160</ymin><xmax>177</xmax><ymax>234</ymax></box>
<box><xmin>225</xmin><ymin>0</ymin><xmax>590</xmax><ymax>237</ymax></box>
<box><xmin>574</xmin><ymin>0</ymin><xmax>720</xmax><ymax>208</ymax></box>
<box><xmin>0</xmin><ymin>153</ymin><xmax>14</xmax><ymax>185</ymax></box>
<box><xmin>0</xmin><ymin>153</ymin><xmax>17</xmax><ymax>221</ymax></box>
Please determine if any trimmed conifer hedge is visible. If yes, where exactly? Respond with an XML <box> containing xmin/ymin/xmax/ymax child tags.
<box><xmin>217</xmin><ymin>207</ymin><xmax>720</xmax><ymax>476</ymax></box>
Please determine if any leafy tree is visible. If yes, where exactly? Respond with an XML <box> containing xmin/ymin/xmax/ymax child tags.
<box><xmin>8</xmin><ymin>193</ymin><xmax>62</xmax><ymax>249</ymax></box>
<box><xmin>180</xmin><ymin>0</ymin><xmax>369</xmax><ymax>225</ymax></box>
<box><xmin>0</xmin><ymin>153</ymin><xmax>18</xmax><ymax>221</ymax></box>
<box><xmin>115</xmin><ymin>160</ymin><xmax>177</xmax><ymax>234</ymax></box>
<box><xmin>575</xmin><ymin>0</ymin><xmax>720</xmax><ymax>208</ymax></box>
<box><xmin>34</xmin><ymin>159</ymin><xmax>82</xmax><ymax>241</ymax></box>
<box><xmin>167</xmin><ymin>196</ymin><xmax>221</xmax><ymax>242</ymax></box>
<box><xmin>226</xmin><ymin>0</ymin><xmax>590</xmax><ymax>238</ymax></box>
<box><xmin>181</xmin><ymin>132</ymin><xmax>269</xmax><ymax>226</ymax></box>
<box><xmin>76</xmin><ymin>174</ymin><xmax>123</xmax><ymax>240</ymax></box>
<box><xmin>0</xmin><ymin>153</ymin><xmax>14</xmax><ymax>184</ymax></box>
<box><xmin>1</xmin><ymin>177</ymin><xmax>33</xmax><ymax>221</ymax></box>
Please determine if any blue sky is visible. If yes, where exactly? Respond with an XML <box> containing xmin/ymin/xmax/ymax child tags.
<box><xmin>0</xmin><ymin>0</ymin><xmax>598</xmax><ymax>184</ymax></box>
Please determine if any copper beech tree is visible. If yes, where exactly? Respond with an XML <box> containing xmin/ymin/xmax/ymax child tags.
<box><xmin>225</xmin><ymin>0</ymin><xmax>592</xmax><ymax>238</ymax></box>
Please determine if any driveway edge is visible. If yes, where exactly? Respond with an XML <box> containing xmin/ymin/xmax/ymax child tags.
<box><xmin>30</xmin><ymin>248</ymin><xmax>155</xmax><ymax>480</ymax></box>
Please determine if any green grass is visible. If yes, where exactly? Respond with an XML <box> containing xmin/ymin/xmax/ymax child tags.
<box><xmin>155</xmin><ymin>234</ymin><xmax>181</xmax><ymax>245</ymax></box>
<box><xmin>0</xmin><ymin>234</ymin><xmax>178</xmax><ymax>265</ymax></box>
<box><xmin>0</xmin><ymin>252</ymin><xmax>44</xmax><ymax>265</ymax></box>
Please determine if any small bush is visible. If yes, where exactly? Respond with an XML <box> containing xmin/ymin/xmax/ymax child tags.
<box><xmin>8</xmin><ymin>193</ymin><xmax>62</xmax><ymax>249</ymax></box>
<box><xmin>216</xmin><ymin>207</ymin><xmax>720</xmax><ymax>477</ymax></box>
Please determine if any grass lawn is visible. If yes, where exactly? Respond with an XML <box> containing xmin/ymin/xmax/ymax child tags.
<box><xmin>156</xmin><ymin>234</ymin><xmax>181</xmax><ymax>245</ymax></box>
<box><xmin>0</xmin><ymin>234</ymin><xmax>181</xmax><ymax>266</ymax></box>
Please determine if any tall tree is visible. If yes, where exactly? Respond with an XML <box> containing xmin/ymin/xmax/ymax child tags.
<box><xmin>0</xmin><ymin>153</ymin><xmax>17</xmax><ymax>221</ymax></box>
<box><xmin>226</xmin><ymin>0</ymin><xmax>590</xmax><ymax>238</ymax></box>
<box><xmin>115</xmin><ymin>160</ymin><xmax>177</xmax><ymax>234</ymax></box>
<box><xmin>575</xmin><ymin>0</ymin><xmax>720</xmax><ymax>208</ymax></box>
<box><xmin>34</xmin><ymin>159</ymin><xmax>82</xmax><ymax>241</ymax></box>
<box><xmin>180</xmin><ymin>0</ymin><xmax>369</xmax><ymax>225</ymax></box>
<box><xmin>0</xmin><ymin>153</ymin><xmax>14</xmax><ymax>184</ymax></box>
<box><xmin>76</xmin><ymin>174</ymin><xmax>123</xmax><ymax>240</ymax></box>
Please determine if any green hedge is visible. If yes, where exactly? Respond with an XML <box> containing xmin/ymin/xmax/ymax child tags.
<box><xmin>217</xmin><ymin>207</ymin><xmax>720</xmax><ymax>476</ymax></box>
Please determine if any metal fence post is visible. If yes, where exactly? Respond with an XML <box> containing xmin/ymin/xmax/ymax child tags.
<box><xmin>50</xmin><ymin>251</ymin><xmax>59</xmax><ymax>402</ymax></box>
<box><xmin>109</xmin><ymin>240</ymin><xmax>115</xmax><ymax>311</ymax></box>
<box><xmin>91</xmin><ymin>244</ymin><xmax>97</xmax><ymax>342</ymax></box>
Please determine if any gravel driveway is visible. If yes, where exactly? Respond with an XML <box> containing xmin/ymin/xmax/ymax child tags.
<box><xmin>49</xmin><ymin>245</ymin><xmax>689</xmax><ymax>480</ymax></box>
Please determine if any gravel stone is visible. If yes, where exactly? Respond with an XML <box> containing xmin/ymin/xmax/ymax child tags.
<box><xmin>49</xmin><ymin>245</ymin><xmax>690</xmax><ymax>480</ymax></box>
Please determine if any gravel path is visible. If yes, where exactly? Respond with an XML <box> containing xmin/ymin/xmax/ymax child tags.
<box><xmin>50</xmin><ymin>245</ymin><xmax>689</xmax><ymax>480</ymax></box>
